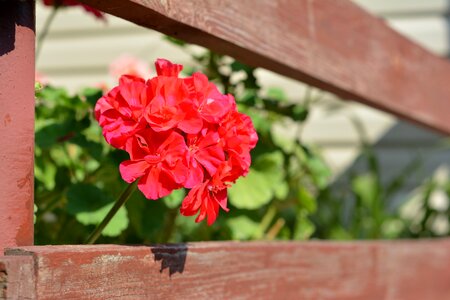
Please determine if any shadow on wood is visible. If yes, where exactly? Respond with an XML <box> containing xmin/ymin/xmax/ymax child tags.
<box><xmin>151</xmin><ymin>244</ymin><xmax>187</xmax><ymax>276</ymax></box>
<box><xmin>0</xmin><ymin>0</ymin><xmax>34</xmax><ymax>56</ymax></box>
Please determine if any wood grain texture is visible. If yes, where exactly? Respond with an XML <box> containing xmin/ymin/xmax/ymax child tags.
<box><xmin>0</xmin><ymin>0</ymin><xmax>35</xmax><ymax>255</ymax></box>
<box><xmin>6</xmin><ymin>240</ymin><xmax>450</xmax><ymax>299</ymax></box>
<box><xmin>0</xmin><ymin>256</ymin><xmax>35</xmax><ymax>299</ymax></box>
<box><xmin>78</xmin><ymin>0</ymin><xmax>450</xmax><ymax>135</ymax></box>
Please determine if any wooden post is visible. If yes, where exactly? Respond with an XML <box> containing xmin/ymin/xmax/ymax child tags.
<box><xmin>0</xmin><ymin>0</ymin><xmax>35</xmax><ymax>255</ymax></box>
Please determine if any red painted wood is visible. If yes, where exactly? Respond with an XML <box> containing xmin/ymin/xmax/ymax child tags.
<box><xmin>6</xmin><ymin>240</ymin><xmax>450</xmax><ymax>299</ymax></box>
<box><xmin>79</xmin><ymin>0</ymin><xmax>450</xmax><ymax>135</ymax></box>
<box><xmin>0</xmin><ymin>0</ymin><xmax>35</xmax><ymax>255</ymax></box>
<box><xmin>0</xmin><ymin>256</ymin><xmax>35</xmax><ymax>299</ymax></box>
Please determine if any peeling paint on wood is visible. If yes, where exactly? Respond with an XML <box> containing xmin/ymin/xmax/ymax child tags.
<box><xmin>79</xmin><ymin>0</ymin><xmax>450</xmax><ymax>135</ymax></box>
<box><xmin>0</xmin><ymin>256</ymin><xmax>35</xmax><ymax>299</ymax></box>
<box><xmin>5</xmin><ymin>240</ymin><xmax>450</xmax><ymax>299</ymax></box>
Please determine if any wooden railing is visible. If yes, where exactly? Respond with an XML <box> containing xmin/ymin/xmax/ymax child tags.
<box><xmin>1</xmin><ymin>0</ymin><xmax>449</xmax><ymax>299</ymax></box>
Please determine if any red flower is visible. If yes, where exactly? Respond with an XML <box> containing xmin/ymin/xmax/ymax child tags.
<box><xmin>95</xmin><ymin>58</ymin><xmax>258</xmax><ymax>225</ymax></box>
<box><xmin>145</xmin><ymin>75</ymin><xmax>202</xmax><ymax>134</ymax></box>
<box><xmin>184</xmin><ymin>128</ymin><xmax>225</xmax><ymax>188</ymax></box>
<box><xmin>42</xmin><ymin>0</ymin><xmax>105</xmax><ymax>20</ymax></box>
<box><xmin>95</xmin><ymin>75</ymin><xmax>148</xmax><ymax>149</ymax></box>
<box><xmin>184</xmin><ymin>72</ymin><xmax>233</xmax><ymax>124</ymax></box>
<box><xmin>155</xmin><ymin>59</ymin><xmax>183</xmax><ymax>77</ymax></box>
<box><xmin>180</xmin><ymin>162</ymin><xmax>238</xmax><ymax>225</ymax></box>
<box><xmin>219</xmin><ymin>106</ymin><xmax>258</xmax><ymax>174</ymax></box>
<box><xmin>120</xmin><ymin>129</ymin><xmax>188</xmax><ymax>200</ymax></box>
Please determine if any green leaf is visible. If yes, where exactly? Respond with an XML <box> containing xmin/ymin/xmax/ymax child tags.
<box><xmin>71</xmin><ymin>134</ymin><xmax>104</xmax><ymax>161</ymax></box>
<box><xmin>229</xmin><ymin>151</ymin><xmax>286</xmax><ymax>209</ymax></box>
<box><xmin>79</xmin><ymin>87</ymin><xmax>103</xmax><ymax>107</ymax></box>
<box><xmin>66</xmin><ymin>183</ymin><xmax>113</xmax><ymax>214</ymax></box>
<box><xmin>266</xmin><ymin>87</ymin><xmax>287</xmax><ymax>102</ymax></box>
<box><xmin>293</xmin><ymin>212</ymin><xmax>315</xmax><ymax>240</ymax></box>
<box><xmin>229</xmin><ymin>171</ymin><xmax>273</xmax><ymax>209</ymax></box>
<box><xmin>36</xmin><ymin>86</ymin><xmax>70</xmax><ymax>104</ymax></box>
<box><xmin>352</xmin><ymin>173</ymin><xmax>378</xmax><ymax>207</ymax></box>
<box><xmin>163</xmin><ymin>188</ymin><xmax>185</xmax><ymax>209</ymax></box>
<box><xmin>76</xmin><ymin>203</ymin><xmax>128</xmax><ymax>237</ymax></box>
<box><xmin>126</xmin><ymin>192</ymin><xmax>166</xmax><ymax>240</ymax></box>
<box><xmin>292</xmin><ymin>105</ymin><xmax>309</xmax><ymax>122</ymax></box>
<box><xmin>227</xmin><ymin>216</ymin><xmax>260</xmax><ymax>240</ymax></box>
<box><xmin>34</xmin><ymin>155</ymin><xmax>57</xmax><ymax>190</ymax></box>
<box><xmin>271</xmin><ymin>131</ymin><xmax>296</xmax><ymax>154</ymax></box>
<box><xmin>304</xmin><ymin>154</ymin><xmax>331</xmax><ymax>189</ymax></box>
<box><xmin>238</xmin><ymin>90</ymin><xmax>257</xmax><ymax>106</ymax></box>
<box><xmin>54</xmin><ymin>166</ymin><xmax>72</xmax><ymax>188</ymax></box>
<box><xmin>49</xmin><ymin>146</ymin><xmax>71</xmax><ymax>167</ymax></box>
<box><xmin>297</xmin><ymin>186</ymin><xmax>317</xmax><ymax>213</ymax></box>
<box><xmin>66</xmin><ymin>184</ymin><xmax>128</xmax><ymax>237</ymax></box>
<box><xmin>246</xmin><ymin>110</ymin><xmax>272</xmax><ymax>136</ymax></box>
<box><xmin>83</xmin><ymin>122</ymin><xmax>103</xmax><ymax>143</ymax></box>
<box><xmin>253</xmin><ymin>151</ymin><xmax>285</xmax><ymax>185</ymax></box>
<box><xmin>230</xmin><ymin>61</ymin><xmax>253</xmax><ymax>73</ymax></box>
<box><xmin>274</xmin><ymin>181</ymin><xmax>289</xmax><ymax>199</ymax></box>
<box><xmin>35</xmin><ymin>82</ymin><xmax>42</xmax><ymax>92</ymax></box>
<box><xmin>381</xmin><ymin>218</ymin><xmax>405</xmax><ymax>239</ymax></box>
<box><xmin>329</xmin><ymin>227</ymin><xmax>353</xmax><ymax>240</ymax></box>
<box><xmin>35</xmin><ymin>121</ymin><xmax>75</xmax><ymax>149</ymax></box>
<box><xmin>34</xmin><ymin>204</ymin><xmax>38</xmax><ymax>224</ymax></box>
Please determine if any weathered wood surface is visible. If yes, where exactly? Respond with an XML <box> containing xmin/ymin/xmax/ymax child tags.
<box><xmin>0</xmin><ymin>256</ymin><xmax>35</xmax><ymax>299</ymax></box>
<box><xmin>0</xmin><ymin>0</ymin><xmax>35</xmax><ymax>255</ymax></box>
<box><xmin>5</xmin><ymin>240</ymin><xmax>450</xmax><ymax>299</ymax></box>
<box><xmin>79</xmin><ymin>0</ymin><xmax>450</xmax><ymax>135</ymax></box>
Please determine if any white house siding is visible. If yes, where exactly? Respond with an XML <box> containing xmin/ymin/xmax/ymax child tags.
<box><xmin>36</xmin><ymin>1</ymin><xmax>450</xmax><ymax>205</ymax></box>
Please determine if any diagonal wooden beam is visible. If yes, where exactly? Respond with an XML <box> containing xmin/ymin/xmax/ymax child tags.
<box><xmin>5</xmin><ymin>240</ymin><xmax>450</xmax><ymax>299</ymax></box>
<box><xmin>80</xmin><ymin>0</ymin><xmax>450</xmax><ymax>135</ymax></box>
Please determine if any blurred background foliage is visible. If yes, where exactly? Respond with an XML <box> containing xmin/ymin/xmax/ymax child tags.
<box><xmin>34</xmin><ymin>35</ymin><xmax>450</xmax><ymax>245</ymax></box>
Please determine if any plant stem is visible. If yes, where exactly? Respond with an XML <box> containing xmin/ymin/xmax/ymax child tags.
<box><xmin>265</xmin><ymin>218</ymin><xmax>286</xmax><ymax>240</ymax></box>
<box><xmin>158</xmin><ymin>208</ymin><xmax>178</xmax><ymax>243</ymax></box>
<box><xmin>85</xmin><ymin>181</ymin><xmax>138</xmax><ymax>244</ymax></box>
<box><xmin>253</xmin><ymin>205</ymin><xmax>276</xmax><ymax>239</ymax></box>
<box><xmin>36</xmin><ymin>7</ymin><xmax>59</xmax><ymax>61</ymax></box>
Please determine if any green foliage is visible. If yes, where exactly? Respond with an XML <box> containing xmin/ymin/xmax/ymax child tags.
<box><xmin>227</xmin><ymin>216</ymin><xmax>260</xmax><ymax>240</ymax></box>
<box><xmin>229</xmin><ymin>151</ymin><xmax>286</xmax><ymax>209</ymax></box>
<box><xmin>76</xmin><ymin>203</ymin><xmax>128</xmax><ymax>237</ymax></box>
<box><xmin>34</xmin><ymin>36</ymin><xmax>448</xmax><ymax>245</ymax></box>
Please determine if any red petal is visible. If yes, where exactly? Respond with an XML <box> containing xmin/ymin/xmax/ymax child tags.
<box><xmin>137</xmin><ymin>167</ymin><xmax>179</xmax><ymax>200</ymax></box>
<box><xmin>180</xmin><ymin>184</ymin><xmax>203</xmax><ymax>216</ymax></box>
<box><xmin>184</xmin><ymin>159</ymin><xmax>204</xmax><ymax>188</ymax></box>
<box><xmin>158</xmin><ymin>131</ymin><xmax>187</xmax><ymax>160</ymax></box>
<box><xmin>178</xmin><ymin>111</ymin><xmax>203</xmax><ymax>134</ymax></box>
<box><xmin>119</xmin><ymin>160</ymin><xmax>149</xmax><ymax>183</ymax></box>
<box><xmin>168</xmin><ymin>160</ymin><xmax>189</xmax><ymax>185</ymax></box>
<box><xmin>155</xmin><ymin>59</ymin><xmax>183</xmax><ymax>77</ymax></box>
<box><xmin>196</xmin><ymin>145</ymin><xmax>225</xmax><ymax>176</ymax></box>
<box><xmin>206</xmin><ymin>199</ymin><xmax>219</xmax><ymax>226</ymax></box>
<box><xmin>215</xmin><ymin>189</ymin><xmax>229</xmax><ymax>212</ymax></box>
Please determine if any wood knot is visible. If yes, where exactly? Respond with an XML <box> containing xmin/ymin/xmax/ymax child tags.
<box><xmin>3</xmin><ymin>114</ymin><xmax>11</xmax><ymax>127</ymax></box>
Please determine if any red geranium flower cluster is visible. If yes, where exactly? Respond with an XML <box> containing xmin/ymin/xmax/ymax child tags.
<box><xmin>42</xmin><ymin>0</ymin><xmax>105</xmax><ymax>20</ymax></box>
<box><xmin>95</xmin><ymin>59</ymin><xmax>258</xmax><ymax>225</ymax></box>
